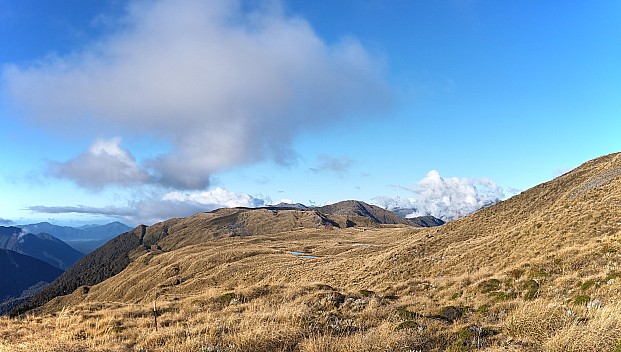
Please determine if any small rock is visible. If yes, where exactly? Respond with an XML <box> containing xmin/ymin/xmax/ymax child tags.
<box><xmin>587</xmin><ymin>299</ymin><xmax>602</xmax><ymax>309</ymax></box>
<box><xmin>437</xmin><ymin>306</ymin><xmax>463</xmax><ymax>322</ymax></box>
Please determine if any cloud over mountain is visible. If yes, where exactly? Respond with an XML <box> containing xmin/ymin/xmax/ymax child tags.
<box><xmin>373</xmin><ymin>170</ymin><xmax>507</xmax><ymax>221</ymax></box>
<box><xmin>163</xmin><ymin>188</ymin><xmax>266</xmax><ymax>208</ymax></box>
<box><xmin>28</xmin><ymin>187</ymin><xmax>268</xmax><ymax>225</ymax></box>
<box><xmin>2</xmin><ymin>0</ymin><xmax>390</xmax><ymax>190</ymax></box>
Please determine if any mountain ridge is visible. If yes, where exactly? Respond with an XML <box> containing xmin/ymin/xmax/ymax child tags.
<box><xmin>6</xmin><ymin>152</ymin><xmax>621</xmax><ymax>350</ymax></box>
<box><xmin>0</xmin><ymin>226</ymin><xmax>83</xmax><ymax>270</ymax></box>
<box><xmin>18</xmin><ymin>221</ymin><xmax>132</xmax><ymax>241</ymax></box>
<box><xmin>10</xmin><ymin>203</ymin><xmax>426</xmax><ymax>316</ymax></box>
<box><xmin>18</xmin><ymin>221</ymin><xmax>132</xmax><ymax>253</ymax></box>
<box><xmin>274</xmin><ymin>200</ymin><xmax>445</xmax><ymax>227</ymax></box>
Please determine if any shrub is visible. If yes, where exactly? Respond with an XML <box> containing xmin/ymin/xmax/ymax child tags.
<box><xmin>478</xmin><ymin>279</ymin><xmax>501</xmax><ymax>293</ymax></box>
<box><xmin>490</xmin><ymin>291</ymin><xmax>517</xmax><ymax>301</ymax></box>
<box><xmin>522</xmin><ymin>279</ymin><xmax>540</xmax><ymax>300</ymax></box>
<box><xmin>395</xmin><ymin>320</ymin><xmax>420</xmax><ymax>331</ymax></box>
<box><xmin>359</xmin><ymin>289</ymin><xmax>375</xmax><ymax>297</ymax></box>
<box><xmin>581</xmin><ymin>280</ymin><xmax>596</xmax><ymax>291</ymax></box>
<box><xmin>437</xmin><ymin>306</ymin><xmax>464</xmax><ymax>322</ymax></box>
<box><xmin>574</xmin><ymin>295</ymin><xmax>591</xmax><ymax>306</ymax></box>
<box><xmin>397</xmin><ymin>307</ymin><xmax>422</xmax><ymax>320</ymax></box>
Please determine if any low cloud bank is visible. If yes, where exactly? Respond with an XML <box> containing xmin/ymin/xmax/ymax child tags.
<box><xmin>26</xmin><ymin>171</ymin><xmax>511</xmax><ymax>225</ymax></box>
<box><xmin>373</xmin><ymin>170</ymin><xmax>509</xmax><ymax>221</ymax></box>
<box><xmin>27</xmin><ymin>187</ymin><xmax>268</xmax><ymax>225</ymax></box>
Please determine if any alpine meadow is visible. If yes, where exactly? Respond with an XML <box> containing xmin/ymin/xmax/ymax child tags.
<box><xmin>1</xmin><ymin>1</ymin><xmax>620</xmax><ymax>351</ymax></box>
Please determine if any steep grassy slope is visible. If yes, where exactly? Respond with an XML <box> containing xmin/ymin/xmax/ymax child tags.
<box><xmin>3</xmin><ymin>152</ymin><xmax>621</xmax><ymax>351</ymax></box>
<box><xmin>9</xmin><ymin>226</ymin><xmax>147</xmax><ymax>316</ymax></box>
<box><xmin>0</xmin><ymin>249</ymin><xmax>63</xmax><ymax>315</ymax></box>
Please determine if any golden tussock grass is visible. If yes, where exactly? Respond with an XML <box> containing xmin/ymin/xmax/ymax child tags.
<box><xmin>2</xmin><ymin>152</ymin><xmax>621</xmax><ymax>351</ymax></box>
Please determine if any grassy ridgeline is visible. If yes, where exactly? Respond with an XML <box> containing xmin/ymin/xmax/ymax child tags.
<box><xmin>2</xmin><ymin>152</ymin><xmax>621</xmax><ymax>351</ymax></box>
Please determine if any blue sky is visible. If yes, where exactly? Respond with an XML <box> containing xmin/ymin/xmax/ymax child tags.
<box><xmin>1</xmin><ymin>0</ymin><xmax>619</xmax><ymax>226</ymax></box>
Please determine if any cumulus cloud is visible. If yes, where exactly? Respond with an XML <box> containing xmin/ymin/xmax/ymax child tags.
<box><xmin>27</xmin><ymin>187</ymin><xmax>268</xmax><ymax>225</ymax></box>
<box><xmin>3</xmin><ymin>0</ymin><xmax>391</xmax><ymax>190</ymax></box>
<box><xmin>310</xmin><ymin>155</ymin><xmax>355</xmax><ymax>175</ymax></box>
<box><xmin>372</xmin><ymin>170</ymin><xmax>507</xmax><ymax>221</ymax></box>
<box><xmin>48</xmin><ymin>137</ymin><xmax>152</xmax><ymax>189</ymax></box>
<box><xmin>162</xmin><ymin>187</ymin><xmax>267</xmax><ymax>208</ymax></box>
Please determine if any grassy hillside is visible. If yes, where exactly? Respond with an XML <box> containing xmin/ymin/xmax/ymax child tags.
<box><xmin>2</xmin><ymin>152</ymin><xmax>621</xmax><ymax>351</ymax></box>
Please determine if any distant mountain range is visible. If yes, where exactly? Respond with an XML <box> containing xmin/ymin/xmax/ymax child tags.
<box><xmin>0</xmin><ymin>249</ymin><xmax>63</xmax><ymax>315</ymax></box>
<box><xmin>18</xmin><ymin>221</ymin><xmax>132</xmax><ymax>253</ymax></box>
<box><xmin>18</xmin><ymin>221</ymin><xmax>131</xmax><ymax>241</ymax></box>
<box><xmin>275</xmin><ymin>200</ymin><xmax>445</xmax><ymax>227</ymax></box>
<box><xmin>0</xmin><ymin>223</ymin><xmax>132</xmax><ymax>315</ymax></box>
<box><xmin>0</xmin><ymin>226</ymin><xmax>83</xmax><ymax>270</ymax></box>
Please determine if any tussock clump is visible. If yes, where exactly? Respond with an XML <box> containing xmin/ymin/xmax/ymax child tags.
<box><xmin>506</xmin><ymin>300</ymin><xmax>574</xmax><ymax>344</ymax></box>
<box><xmin>478</xmin><ymin>279</ymin><xmax>502</xmax><ymax>293</ymax></box>
<box><xmin>298</xmin><ymin>322</ymin><xmax>449</xmax><ymax>352</ymax></box>
<box><xmin>542</xmin><ymin>303</ymin><xmax>621</xmax><ymax>352</ymax></box>
<box><xmin>520</xmin><ymin>279</ymin><xmax>540</xmax><ymax>300</ymax></box>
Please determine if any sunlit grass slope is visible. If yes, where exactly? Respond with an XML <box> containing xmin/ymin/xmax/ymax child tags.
<box><xmin>3</xmin><ymin>152</ymin><xmax>621</xmax><ymax>351</ymax></box>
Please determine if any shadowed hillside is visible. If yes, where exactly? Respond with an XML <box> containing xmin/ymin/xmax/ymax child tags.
<box><xmin>0</xmin><ymin>250</ymin><xmax>63</xmax><ymax>315</ymax></box>
<box><xmin>4</xmin><ymin>152</ymin><xmax>621</xmax><ymax>351</ymax></box>
<box><xmin>8</xmin><ymin>225</ymin><xmax>147</xmax><ymax>316</ymax></box>
<box><xmin>0</xmin><ymin>227</ymin><xmax>83</xmax><ymax>270</ymax></box>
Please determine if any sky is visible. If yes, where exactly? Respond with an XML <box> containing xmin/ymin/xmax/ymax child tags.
<box><xmin>1</xmin><ymin>0</ymin><xmax>620</xmax><ymax>226</ymax></box>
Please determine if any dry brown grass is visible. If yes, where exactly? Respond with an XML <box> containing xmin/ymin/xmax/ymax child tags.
<box><xmin>0</xmin><ymin>283</ymin><xmax>467</xmax><ymax>351</ymax></box>
<box><xmin>3</xmin><ymin>152</ymin><xmax>621</xmax><ymax>351</ymax></box>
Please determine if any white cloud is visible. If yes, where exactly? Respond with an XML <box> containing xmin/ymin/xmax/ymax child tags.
<box><xmin>274</xmin><ymin>198</ymin><xmax>294</xmax><ymax>205</ymax></box>
<box><xmin>48</xmin><ymin>137</ymin><xmax>152</xmax><ymax>189</ymax></box>
<box><xmin>17</xmin><ymin>229</ymin><xmax>29</xmax><ymax>243</ymax></box>
<box><xmin>372</xmin><ymin>170</ymin><xmax>508</xmax><ymax>221</ymax></box>
<box><xmin>162</xmin><ymin>187</ymin><xmax>266</xmax><ymax>208</ymax></box>
<box><xmin>27</xmin><ymin>187</ymin><xmax>269</xmax><ymax>225</ymax></box>
<box><xmin>3</xmin><ymin>0</ymin><xmax>391</xmax><ymax>190</ymax></box>
<box><xmin>27</xmin><ymin>204</ymin><xmax>136</xmax><ymax>217</ymax></box>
